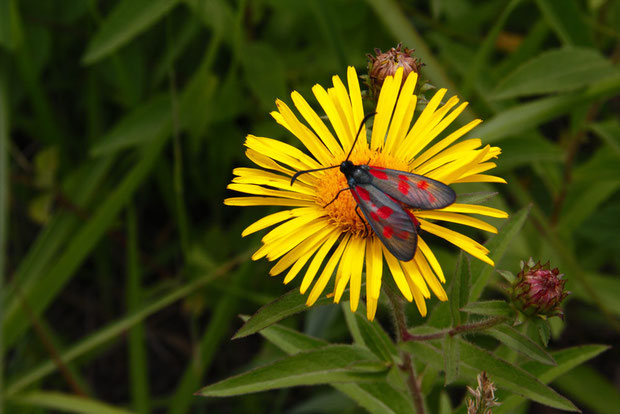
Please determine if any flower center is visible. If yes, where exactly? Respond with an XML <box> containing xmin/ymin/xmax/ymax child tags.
<box><xmin>315</xmin><ymin>148</ymin><xmax>410</xmax><ymax>237</ymax></box>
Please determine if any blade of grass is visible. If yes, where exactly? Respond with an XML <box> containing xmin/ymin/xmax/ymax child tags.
<box><xmin>168</xmin><ymin>263</ymin><xmax>248</xmax><ymax>414</ymax></box>
<box><xmin>4</xmin><ymin>250</ymin><xmax>252</xmax><ymax>396</ymax></box>
<box><xmin>3</xmin><ymin>123</ymin><xmax>171</xmax><ymax>348</ymax></box>
<box><xmin>82</xmin><ymin>0</ymin><xmax>180</xmax><ymax>65</ymax></box>
<box><xmin>460</xmin><ymin>0</ymin><xmax>522</xmax><ymax>97</ymax></box>
<box><xmin>7</xmin><ymin>391</ymin><xmax>134</xmax><ymax>414</ymax></box>
<box><xmin>126</xmin><ymin>205</ymin><xmax>150</xmax><ymax>414</ymax></box>
<box><xmin>0</xmin><ymin>55</ymin><xmax>10</xmax><ymax>411</ymax></box>
<box><xmin>477</xmin><ymin>72</ymin><xmax>620</xmax><ymax>143</ymax></box>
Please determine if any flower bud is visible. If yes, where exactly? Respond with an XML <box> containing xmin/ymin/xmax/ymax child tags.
<box><xmin>511</xmin><ymin>259</ymin><xmax>568</xmax><ymax>319</ymax></box>
<box><xmin>366</xmin><ymin>43</ymin><xmax>421</xmax><ymax>97</ymax></box>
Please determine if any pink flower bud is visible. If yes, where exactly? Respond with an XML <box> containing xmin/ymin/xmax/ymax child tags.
<box><xmin>511</xmin><ymin>259</ymin><xmax>568</xmax><ymax>319</ymax></box>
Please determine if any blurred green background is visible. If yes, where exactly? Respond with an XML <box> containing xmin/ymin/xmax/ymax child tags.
<box><xmin>2</xmin><ymin>0</ymin><xmax>619</xmax><ymax>413</ymax></box>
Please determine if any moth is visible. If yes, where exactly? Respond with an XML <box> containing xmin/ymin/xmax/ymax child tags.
<box><xmin>291</xmin><ymin>113</ymin><xmax>456</xmax><ymax>261</ymax></box>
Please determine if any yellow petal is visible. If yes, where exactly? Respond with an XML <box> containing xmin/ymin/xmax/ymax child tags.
<box><xmin>414</xmin><ymin>139</ymin><xmax>482</xmax><ymax>176</ymax></box>
<box><xmin>347</xmin><ymin>66</ymin><xmax>367</xmax><ymax>150</ymax></box>
<box><xmin>243</xmin><ymin>208</ymin><xmax>303</xmax><ymax>237</ymax></box>
<box><xmin>313</xmin><ymin>83</ymin><xmax>351</xmax><ymax>153</ymax></box>
<box><xmin>224</xmin><ymin>196</ymin><xmax>314</xmax><ymax>207</ymax></box>
<box><xmin>401</xmin><ymin>95</ymin><xmax>461</xmax><ymax>161</ymax></box>
<box><xmin>420</xmin><ymin>219</ymin><xmax>494</xmax><ymax>266</ymax></box>
<box><xmin>246</xmin><ymin>148</ymin><xmax>295</xmax><ymax>176</ymax></box>
<box><xmin>227</xmin><ymin>183</ymin><xmax>315</xmax><ymax>201</ymax></box>
<box><xmin>411</xmin><ymin>118</ymin><xmax>482</xmax><ymax>169</ymax></box>
<box><xmin>349</xmin><ymin>237</ymin><xmax>366</xmax><ymax>312</ymax></box>
<box><xmin>383</xmin><ymin>246</ymin><xmax>413</xmax><ymax>301</ymax></box>
<box><xmin>291</xmin><ymin>91</ymin><xmax>343</xmax><ymax>158</ymax></box>
<box><xmin>367</xmin><ymin>296</ymin><xmax>378</xmax><ymax>321</ymax></box>
<box><xmin>300</xmin><ymin>231</ymin><xmax>340</xmax><ymax>294</ymax></box>
<box><xmin>442</xmin><ymin>203</ymin><xmax>509</xmax><ymax>218</ymax></box>
<box><xmin>415</xmin><ymin>251</ymin><xmax>448</xmax><ymax>301</ymax></box>
<box><xmin>274</xmin><ymin>99</ymin><xmax>334</xmax><ymax>165</ymax></box>
<box><xmin>416</xmin><ymin>237</ymin><xmax>445</xmax><ymax>283</ymax></box>
<box><xmin>269</xmin><ymin>226</ymin><xmax>333</xmax><ymax>276</ymax></box>
<box><xmin>402</xmin><ymin>259</ymin><xmax>431</xmax><ymax>298</ymax></box>
<box><xmin>397</xmin><ymin>88</ymin><xmax>447</xmax><ymax>159</ymax></box>
<box><xmin>416</xmin><ymin>211</ymin><xmax>498</xmax><ymax>233</ymax></box>
<box><xmin>307</xmin><ymin>233</ymin><xmax>350</xmax><ymax>305</ymax></box>
<box><xmin>452</xmin><ymin>174</ymin><xmax>507</xmax><ymax>184</ymax></box>
<box><xmin>371</xmin><ymin>68</ymin><xmax>403</xmax><ymax>150</ymax></box>
<box><xmin>384</xmin><ymin>72</ymin><xmax>418</xmax><ymax>154</ymax></box>
<box><xmin>365</xmin><ymin>236</ymin><xmax>384</xmax><ymax>300</ymax></box>
<box><xmin>246</xmin><ymin>135</ymin><xmax>320</xmax><ymax>171</ymax></box>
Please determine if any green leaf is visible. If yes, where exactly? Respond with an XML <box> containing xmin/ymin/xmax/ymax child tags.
<box><xmin>449</xmin><ymin>253</ymin><xmax>469</xmax><ymax>326</ymax></box>
<box><xmin>456</xmin><ymin>191</ymin><xmax>500</xmax><ymax>204</ymax></box>
<box><xmin>492</xmin><ymin>48</ymin><xmax>617</xmax><ymax>99</ymax></box>
<box><xmin>4</xmin><ymin>256</ymin><xmax>244</xmax><ymax>396</ymax></box>
<box><xmin>352</xmin><ymin>310</ymin><xmax>399</xmax><ymax>363</ymax></box>
<box><xmin>82</xmin><ymin>0</ymin><xmax>180</xmax><ymax>64</ymax></box>
<box><xmin>403</xmin><ymin>339</ymin><xmax>577</xmax><ymax>411</ymax></box>
<box><xmin>457</xmin><ymin>340</ymin><xmax>576</xmax><ymax>411</ymax></box>
<box><xmin>90</xmin><ymin>95</ymin><xmax>171</xmax><ymax>156</ymax></box>
<box><xmin>496</xmin><ymin>345</ymin><xmax>609</xmax><ymax>413</ymax></box>
<box><xmin>196</xmin><ymin>345</ymin><xmax>389</xmax><ymax>397</ymax></box>
<box><xmin>554</xmin><ymin>365</ymin><xmax>620</xmax><ymax>414</ymax></box>
<box><xmin>487</xmin><ymin>325</ymin><xmax>556</xmax><ymax>365</ymax></box>
<box><xmin>461</xmin><ymin>300</ymin><xmax>516</xmax><ymax>319</ymax></box>
<box><xmin>469</xmin><ymin>206</ymin><xmax>530</xmax><ymax>302</ymax></box>
<box><xmin>495</xmin><ymin>136</ymin><xmax>563</xmax><ymax>170</ymax></box>
<box><xmin>495</xmin><ymin>269</ymin><xmax>516</xmax><ymax>284</ymax></box>
<box><xmin>477</xmin><ymin>73</ymin><xmax>620</xmax><ymax>143</ymax></box>
<box><xmin>590</xmin><ymin>119</ymin><xmax>620</xmax><ymax>158</ymax></box>
<box><xmin>257</xmin><ymin>322</ymin><xmax>416</xmax><ymax>414</ymax></box>
<box><xmin>572</xmin><ymin>273</ymin><xmax>620</xmax><ymax>318</ymax></box>
<box><xmin>443</xmin><ymin>335</ymin><xmax>459</xmax><ymax>385</ymax></box>
<box><xmin>233</xmin><ymin>287</ymin><xmax>337</xmax><ymax>339</ymax></box>
<box><xmin>3</xmin><ymin>125</ymin><xmax>171</xmax><ymax>347</ymax></box>
<box><xmin>241</xmin><ymin>42</ymin><xmax>286</xmax><ymax>110</ymax></box>
<box><xmin>0</xmin><ymin>0</ymin><xmax>22</xmax><ymax>51</ymax></box>
<box><xmin>535</xmin><ymin>0</ymin><xmax>593</xmax><ymax>47</ymax></box>
<box><xmin>7</xmin><ymin>391</ymin><xmax>134</xmax><ymax>414</ymax></box>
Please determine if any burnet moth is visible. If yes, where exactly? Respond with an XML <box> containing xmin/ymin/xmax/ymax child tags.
<box><xmin>291</xmin><ymin>112</ymin><xmax>456</xmax><ymax>262</ymax></box>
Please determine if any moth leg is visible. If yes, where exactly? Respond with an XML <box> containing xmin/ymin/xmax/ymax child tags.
<box><xmin>323</xmin><ymin>187</ymin><xmax>351</xmax><ymax>208</ymax></box>
<box><xmin>354</xmin><ymin>205</ymin><xmax>370</xmax><ymax>236</ymax></box>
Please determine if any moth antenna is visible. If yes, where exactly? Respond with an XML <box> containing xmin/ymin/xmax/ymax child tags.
<box><xmin>345</xmin><ymin>112</ymin><xmax>377</xmax><ymax>161</ymax></box>
<box><xmin>290</xmin><ymin>165</ymin><xmax>339</xmax><ymax>186</ymax></box>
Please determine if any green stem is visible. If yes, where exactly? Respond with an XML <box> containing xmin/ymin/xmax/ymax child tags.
<box><xmin>384</xmin><ymin>286</ymin><xmax>425</xmax><ymax>414</ymax></box>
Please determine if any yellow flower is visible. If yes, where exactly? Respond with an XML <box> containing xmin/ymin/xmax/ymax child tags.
<box><xmin>225</xmin><ymin>66</ymin><xmax>507</xmax><ymax>320</ymax></box>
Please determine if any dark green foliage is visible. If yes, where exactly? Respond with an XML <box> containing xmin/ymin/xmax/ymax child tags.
<box><xmin>2</xmin><ymin>0</ymin><xmax>619</xmax><ymax>413</ymax></box>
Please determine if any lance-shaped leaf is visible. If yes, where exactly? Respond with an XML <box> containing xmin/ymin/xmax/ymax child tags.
<box><xmin>234</xmin><ymin>287</ymin><xmax>344</xmax><ymax>339</ymax></box>
<box><xmin>461</xmin><ymin>300</ymin><xmax>516</xmax><ymax>319</ymax></box>
<box><xmin>495</xmin><ymin>345</ymin><xmax>609</xmax><ymax>413</ymax></box>
<box><xmin>487</xmin><ymin>325</ymin><xmax>556</xmax><ymax>365</ymax></box>
<box><xmin>401</xmin><ymin>338</ymin><xmax>577</xmax><ymax>411</ymax></box>
<box><xmin>256</xmin><ymin>321</ymin><xmax>415</xmax><ymax>414</ymax></box>
<box><xmin>197</xmin><ymin>345</ymin><xmax>389</xmax><ymax>397</ymax></box>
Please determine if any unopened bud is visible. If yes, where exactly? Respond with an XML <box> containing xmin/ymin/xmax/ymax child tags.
<box><xmin>511</xmin><ymin>259</ymin><xmax>568</xmax><ymax>319</ymax></box>
<box><xmin>366</xmin><ymin>43</ymin><xmax>421</xmax><ymax>97</ymax></box>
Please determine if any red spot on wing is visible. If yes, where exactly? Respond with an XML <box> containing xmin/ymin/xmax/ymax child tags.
<box><xmin>356</xmin><ymin>186</ymin><xmax>370</xmax><ymax>201</ymax></box>
<box><xmin>383</xmin><ymin>226</ymin><xmax>394</xmax><ymax>239</ymax></box>
<box><xmin>398</xmin><ymin>174</ymin><xmax>409</xmax><ymax>181</ymax></box>
<box><xmin>377</xmin><ymin>206</ymin><xmax>393</xmax><ymax>218</ymax></box>
<box><xmin>417</xmin><ymin>180</ymin><xmax>429</xmax><ymax>190</ymax></box>
<box><xmin>370</xmin><ymin>212</ymin><xmax>379</xmax><ymax>221</ymax></box>
<box><xmin>396</xmin><ymin>230</ymin><xmax>409</xmax><ymax>240</ymax></box>
<box><xmin>398</xmin><ymin>179</ymin><xmax>409</xmax><ymax>195</ymax></box>
<box><xmin>370</xmin><ymin>169</ymin><xmax>388</xmax><ymax>180</ymax></box>
<box><xmin>428</xmin><ymin>193</ymin><xmax>436</xmax><ymax>203</ymax></box>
